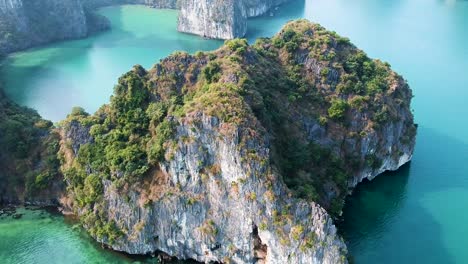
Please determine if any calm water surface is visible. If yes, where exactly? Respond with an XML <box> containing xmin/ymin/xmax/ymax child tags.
<box><xmin>0</xmin><ymin>207</ymin><xmax>155</xmax><ymax>264</ymax></box>
<box><xmin>0</xmin><ymin>6</ymin><xmax>222</xmax><ymax>121</ymax></box>
<box><xmin>1</xmin><ymin>0</ymin><xmax>468</xmax><ymax>263</ymax></box>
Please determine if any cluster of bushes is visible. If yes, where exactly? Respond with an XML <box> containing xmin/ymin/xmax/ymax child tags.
<box><xmin>60</xmin><ymin>67</ymin><xmax>185</xmax><ymax>241</ymax></box>
<box><xmin>61</xmin><ymin>64</ymin><xmax>189</xmax><ymax>209</ymax></box>
<box><xmin>82</xmin><ymin>211</ymin><xmax>122</xmax><ymax>245</ymax></box>
<box><xmin>225</xmin><ymin>38</ymin><xmax>248</xmax><ymax>54</ymax></box>
<box><xmin>61</xmin><ymin>20</ymin><xmax>410</xmax><ymax>220</ymax></box>
<box><xmin>0</xmin><ymin>89</ymin><xmax>60</xmax><ymax>199</ymax></box>
<box><xmin>242</xmin><ymin>20</ymin><xmax>408</xmax><ymax>214</ymax></box>
<box><xmin>202</xmin><ymin>61</ymin><xmax>221</xmax><ymax>84</ymax></box>
<box><xmin>269</xmin><ymin>20</ymin><xmax>396</xmax><ymax>127</ymax></box>
<box><xmin>30</xmin><ymin>133</ymin><xmax>61</xmax><ymax>190</ymax></box>
<box><xmin>272</xmin><ymin>27</ymin><xmax>302</xmax><ymax>52</ymax></box>
<box><xmin>328</xmin><ymin>99</ymin><xmax>349</xmax><ymax>120</ymax></box>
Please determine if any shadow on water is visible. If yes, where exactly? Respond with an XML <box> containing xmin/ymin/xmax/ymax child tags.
<box><xmin>339</xmin><ymin>125</ymin><xmax>468</xmax><ymax>264</ymax></box>
<box><xmin>339</xmin><ymin>164</ymin><xmax>411</xmax><ymax>242</ymax></box>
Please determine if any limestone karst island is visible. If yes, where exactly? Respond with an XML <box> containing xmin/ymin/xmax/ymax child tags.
<box><xmin>0</xmin><ymin>0</ymin><xmax>466</xmax><ymax>263</ymax></box>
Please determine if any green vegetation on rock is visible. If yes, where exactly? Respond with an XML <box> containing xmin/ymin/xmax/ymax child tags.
<box><xmin>0</xmin><ymin>20</ymin><xmax>415</xmax><ymax>261</ymax></box>
<box><xmin>58</xmin><ymin>20</ymin><xmax>415</xmax><ymax>224</ymax></box>
<box><xmin>0</xmin><ymin>88</ymin><xmax>61</xmax><ymax>203</ymax></box>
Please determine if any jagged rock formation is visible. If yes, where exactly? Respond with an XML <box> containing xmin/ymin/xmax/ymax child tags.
<box><xmin>81</xmin><ymin>113</ymin><xmax>346</xmax><ymax>263</ymax></box>
<box><xmin>177</xmin><ymin>0</ymin><xmax>246</xmax><ymax>39</ymax></box>
<box><xmin>57</xmin><ymin>20</ymin><xmax>416</xmax><ymax>263</ymax></box>
<box><xmin>178</xmin><ymin>0</ymin><xmax>291</xmax><ymax>39</ymax></box>
<box><xmin>243</xmin><ymin>0</ymin><xmax>289</xmax><ymax>17</ymax></box>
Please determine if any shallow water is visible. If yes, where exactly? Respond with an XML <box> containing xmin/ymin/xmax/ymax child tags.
<box><xmin>1</xmin><ymin>0</ymin><xmax>468</xmax><ymax>263</ymax></box>
<box><xmin>0</xmin><ymin>207</ymin><xmax>153</xmax><ymax>264</ymax></box>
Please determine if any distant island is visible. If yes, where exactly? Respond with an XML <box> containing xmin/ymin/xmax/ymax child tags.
<box><xmin>0</xmin><ymin>18</ymin><xmax>416</xmax><ymax>263</ymax></box>
<box><xmin>0</xmin><ymin>0</ymin><xmax>296</xmax><ymax>55</ymax></box>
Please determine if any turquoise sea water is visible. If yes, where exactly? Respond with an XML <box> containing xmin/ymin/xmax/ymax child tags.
<box><xmin>0</xmin><ymin>207</ymin><xmax>154</xmax><ymax>264</ymax></box>
<box><xmin>0</xmin><ymin>6</ymin><xmax>222</xmax><ymax>122</ymax></box>
<box><xmin>1</xmin><ymin>0</ymin><xmax>468</xmax><ymax>263</ymax></box>
<box><xmin>301</xmin><ymin>0</ymin><xmax>468</xmax><ymax>263</ymax></box>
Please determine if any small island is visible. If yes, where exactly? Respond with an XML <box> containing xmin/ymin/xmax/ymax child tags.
<box><xmin>0</xmin><ymin>20</ymin><xmax>416</xmax><ymax>263</ymax></box>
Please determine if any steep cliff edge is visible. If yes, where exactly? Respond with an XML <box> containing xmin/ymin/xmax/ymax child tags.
<box><xmin>177</xmin><ymin>0</ymin><xmax>292</xmax><ymax>39</ymax></box>
<box><xmin>177</xmin><ymin>0</ymin><xmax>246</xmax><ymax>39</ymax></box>
<box><xmin>58</xmin><ymin>20</ymin><xmax>416</xmax><ymax>263</ymax></box>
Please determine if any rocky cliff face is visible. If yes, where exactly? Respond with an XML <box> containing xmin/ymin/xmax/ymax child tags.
<box><xmin>177</xmin><ymin>0</ymin><xmax>292</xmax><ymax>39</ymax></box>
<box><xmin>0</xmin><ymin>0</ymin><xmax>89</xmax><ymax>55</ymax></box>
<box><xmin>242</xmin><ymin>0</ymin><xmax>290</xmax><ymax>17</ymax></box>
<box><xmin>60</xmin><ymin>94</ymin><xmax>347</xmax><ymax>264</ymax></box>
<box><xmin>58</xmin><ymin>20</ymin><xmax>416</xmax><ymax>263</ymax></box>
<box><xmin>177</xmin><ymin>0</ymin><xmax>246</xmax><ymax>39</ymax></box>
<box><xmin>98</xmin><ymin>114</ymin><xmax>347</xmax><ymax>263</ymax></box>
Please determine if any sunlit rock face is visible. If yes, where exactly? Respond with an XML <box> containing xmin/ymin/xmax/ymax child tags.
<box><xmin>177</xmin><ymin>0</ymin><xmax>246</xmax><ymax>39</ymax></box>
<box><xmin>177</xmin><ymin>0</ymin><xmax>295</xmax><ymax>39</ymax></box>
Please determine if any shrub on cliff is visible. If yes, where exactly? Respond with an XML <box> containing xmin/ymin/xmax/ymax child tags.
<box><xmin>225</xmin><ymin>38</ymin><xmax>248</xmax><ymax>54</ymax></box>
<box><xmin>0</xmin><ymin>89</ymin><xmax>61</xmax><ymax>200</ymax></box>
<box><xmin>202</xmin><ymin>61</ymin><xmax>222</xmax><ymax>83</ymax></box>
<box><xmin>328</xmin><ymin>99</ymin><xmax>349</xmax><ymax>120</ymax></box>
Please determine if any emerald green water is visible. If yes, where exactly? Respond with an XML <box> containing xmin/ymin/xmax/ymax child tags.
<box><xmin>1</xmin><ymin>1</ymin><xmax>468</xmax><ymax>263</ymax></box>
<box><xmin>0</xmin><ymin>207</ymin><xmax>155</xmax><ymax>263</ymax></box>
<box><xmin>0</xmin><ymin>6</ymin><xmax>222</xmax><ymax>122</ymax></box>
